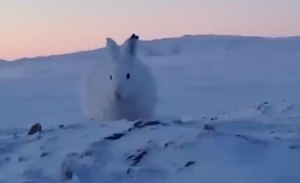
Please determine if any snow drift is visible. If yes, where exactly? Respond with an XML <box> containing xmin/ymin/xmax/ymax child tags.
<box><xmin>0</xmin><ymin>34</ymin><xmax>300</xmax><ymax>182</ymax></box>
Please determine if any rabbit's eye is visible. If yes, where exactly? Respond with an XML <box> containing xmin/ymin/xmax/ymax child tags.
<box><xmin>110</xmin><ymin>75</ymin><xmax>112</xmax><ymax>80</ymax></box>
<box><xmin>126</xmin><ymin>73</ymin><xmax>130</xmax><ymax>79</ymax></box>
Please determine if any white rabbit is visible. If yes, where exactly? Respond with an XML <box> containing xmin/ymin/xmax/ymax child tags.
<box><xmin>81</xmin><ymin>34</ymin><xmax>157</xmax><ymax>122</ymax></box>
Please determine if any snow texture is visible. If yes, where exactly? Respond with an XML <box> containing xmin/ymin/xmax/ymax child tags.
<box><xmin>0</xmin><ymin>34</ymin><xmax>300</xmax><ymax>183</ymax></box>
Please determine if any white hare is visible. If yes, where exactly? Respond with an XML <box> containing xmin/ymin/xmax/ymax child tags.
<box><xmin>81</xmin><ymin>34</ymin><xmax>157</xmax><ymax>122</ymax></box>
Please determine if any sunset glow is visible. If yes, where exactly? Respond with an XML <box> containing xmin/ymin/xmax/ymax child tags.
<box><xmin>1</xmin><ymin>0</ymin><xmax>300</xmax><ymax>60</ymax></box>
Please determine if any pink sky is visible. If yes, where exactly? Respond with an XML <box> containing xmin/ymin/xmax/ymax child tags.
<box><xmin>1</xmin><ymin>0</ymin><xmax>300</xmax><ymax>61</ymax></box>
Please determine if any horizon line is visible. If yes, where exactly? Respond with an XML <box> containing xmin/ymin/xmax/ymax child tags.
<box><xmin>2</xmin><ymin>33</ymin><xmax>300</xmax><ymax>62</ymax></box>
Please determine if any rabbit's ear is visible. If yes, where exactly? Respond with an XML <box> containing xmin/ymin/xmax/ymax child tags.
<box><xmin>106</xmin><ymin>38</ymin><xmax>120</xmax><ymax>62</ymax></box>
<box><xmin>122</xmin><ymin>34</ymin><xmax>139</xmax><ymax>62</ymax></box>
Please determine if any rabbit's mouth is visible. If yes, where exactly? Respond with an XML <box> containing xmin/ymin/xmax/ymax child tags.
<box><xmin>113</xmin><ymin>90</ymin><xmax>132</xmax><ymax>101</ymax></box>
<box><xmin>114</xmin><ymin>92</ymin><xmax>122</xmax><ymax>100</ymax></box>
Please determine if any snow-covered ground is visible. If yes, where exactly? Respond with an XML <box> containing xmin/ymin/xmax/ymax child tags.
<box><xmin>1</xmin><ymin>34</ymin><xmax>300</xmax><ymax>183</ymax></box>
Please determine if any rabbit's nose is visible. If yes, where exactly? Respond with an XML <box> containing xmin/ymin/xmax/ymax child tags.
<box><xmin>114</xmin><ymin>92</ymin><xmax>122</xmax><ymax>100</ymax></box>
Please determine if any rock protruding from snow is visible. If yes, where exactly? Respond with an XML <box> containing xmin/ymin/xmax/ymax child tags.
<box><xmin>27</xmin><ymin>123</ymin><xmax>42</xmax><ymax>135</ymax></box>
<box><xmin>0</xmin><ymin>114</ymin><xmax>300</xmax><ymax>183</ymax></box>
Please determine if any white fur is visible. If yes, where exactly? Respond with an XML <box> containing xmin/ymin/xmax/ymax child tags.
<box><xmin>81</xmin><ymin>34</ymin><xmax>157</xmax><ymax>122</ymax></box>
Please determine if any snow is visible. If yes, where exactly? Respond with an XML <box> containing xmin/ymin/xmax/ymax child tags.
<box><xmin>1</xmin><ymin>34</ymin><xmax>300</xmax><ymax>182</ymax></box>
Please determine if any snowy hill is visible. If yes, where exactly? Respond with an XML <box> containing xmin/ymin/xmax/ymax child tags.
<box><xmin>0</xmin><ymin>59</ymin><xmax>8</xmax><ymax>65</ymax></box>
<box><xmin>1</xmin><ymin>34</ymin><xmax>300</xmax><ymax>182</ymax></box>
<box><xmin>2</xmin><ymin>102</ymin><xmax>300</xmax><ymax>183</ymax></box>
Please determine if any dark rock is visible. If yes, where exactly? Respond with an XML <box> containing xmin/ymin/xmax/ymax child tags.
<box><xmin>210</xmin><ymin>117</ymin><xmax>218</xmax><ymax>121</ymax></box>
<box><xmin>40</xmin><ymin>152</ymin><xmax>50</xmax><ymax>157</ymax></box>
<box><xmin>184</xmin><ymin>161</ymin><xmax>196</xmax><ymax>167</ymax></box>
<box><xmin>18</xmin><ymin>156</ymin><xmax>27</xmax><ymax>162</ymax></box>
<box><xmin>204</xmin><ymin>124</ymin><xmax>215</xmax><ymax>131</ymax></box>
<box><xmin>133</xmin><ymin>120</ymin><xmax>164</xmax><ymax>129</ymax></box>
<box><xmin>104</xmin><ymin>133</ymin><xmax>124</xmax><ymax>140</ymax></box>
<box><xmin>127</xmin><ymin>127</ymin><xmax>134</xmax><ymax>132</ymax></box>
<box><xmin>80</xmin><ymin>150</ymin><xmax>93</xmax><ymax>158</ymax></box>
<box><xmin>127</xmin><ymin>149</ymin><xmax>147</xmax><ymax>166</ymax></box>
<box><xmin>235</xmin><ymin>134</ymin><xmax>264</xmax><ymax>144</ymax></box>
<box><xmin>235</xmin><ymin>134</ymin><xmax>250</xmax><ymax>141</ymax></box>
<box><xmin>164</xmin><ymin>141</ymin><xmax>175</xmax><ymax>148</ymax></box>
<box><xmin>133</xmin><ymin>121</ymin><xmax>143</xmax><ymax>127</ymax></box>
<box><xmin>287</xmin><ymin>104</ymin><xmax>295</xmax><ymax>110</ymax></box>
<box><xmin>27</xmin><ymin>123</ymin><xmax>42</xmax><ymax>135</ymax></box>
<box><xmin>126</xmin><ymin>168</ymin><xmax>133</xmax><ymax>174</ymax></box>
<box><xmin>59</xmin><ymin>125</ymin><xmax>65</xmax><ymax>129</ymax></box>
<box><xmin>257</xmin><ymin>102</ymin><xmax>269</xmax><ymax>111</ymax></box>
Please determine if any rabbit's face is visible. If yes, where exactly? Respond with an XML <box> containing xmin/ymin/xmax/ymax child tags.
<box><xmin>106</xmin><ymin>34</ymin><xmax>140</xmax><ymax>101</ymax></box>
<box><xmin>109</xmin><ymin>62</ymin><xmax>136</xmax><ymax>101</ymax></box>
